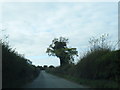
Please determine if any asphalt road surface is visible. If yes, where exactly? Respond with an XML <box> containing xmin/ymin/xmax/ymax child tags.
<box><xmin>22</xmin><ymin>70</ymin><xmax>88</xmax><ymax>88</ymax></box>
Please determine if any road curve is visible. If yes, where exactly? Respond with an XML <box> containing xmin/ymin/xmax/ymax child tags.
<box><xmin>22</xmin><ymin>70</ymin><xmax>88</xmax><ymax>88</ymax></box>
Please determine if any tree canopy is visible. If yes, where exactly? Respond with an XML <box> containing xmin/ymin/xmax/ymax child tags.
<box><xmin>46</xmin><ymin>37</ymin><xmax>78</xmax><ymax>66</ymax></box>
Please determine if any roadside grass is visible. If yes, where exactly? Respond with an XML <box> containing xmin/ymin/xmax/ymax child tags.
<box><xmin>63</xmin><ymin>75</ymin><xmax>119</xmax><ymax>88</ymax></box>
<box><xmin>46</xmin><ymin>35</ymin><xmax>120</xmax><ymax>88</ymax></box>
<box><xmin>4</xmin><ymin>72</ymin><xmax>40</xmax><ymax>88</ymax></box>
<box><xmin>47</xmin><ymin>71</ymin><xmax>119</xmax><ymax>88</ymax></box>
<box><xmin>46</xmin><ymin>49</ymin><xmax>120</xmax><ymax>88</ymax></box>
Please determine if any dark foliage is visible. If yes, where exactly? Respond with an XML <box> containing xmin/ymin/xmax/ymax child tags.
<box><xmin>49</xmin><ymin>65</ymin><xmax>55</xmax><ymax>69</ymax></box>
<box><xmin>2</xmin><ymin>42</ymin><xmax>40</xmax><ymax>88</ymax></box>
<box><xmin>47</xmin><ymin>49</ymin><xmax>120</xmax><ymax>88</ymax></box>
<box><xmin>46</xmin><ymin>37</ymin><xmax>78</xmax><ymax>66</ymax></box>
<box><xmin>47</xmin><ymin>35</ymin><xmax>120</xmax><ymax>88</ymax></box>
<box><xmin>75</xmin><ymin>49</ymin><xmax>120</xmax><ymax>82</ymax></box>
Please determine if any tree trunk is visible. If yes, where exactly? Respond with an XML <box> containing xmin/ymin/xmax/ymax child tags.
<box><xmin>59</xmin><ymin>57</ymin><xmax>64</xmax><ymax>67</ymax></box>
<box><xmin>59</xmin><ymin>57</ymin><xmax>68</xmax><ymax>67</ymax></box>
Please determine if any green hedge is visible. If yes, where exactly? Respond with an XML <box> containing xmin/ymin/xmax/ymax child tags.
<box><xmin>2</xmin><ymin>42</ymin><xmax>40</xmax><ymax>88</ymax></box>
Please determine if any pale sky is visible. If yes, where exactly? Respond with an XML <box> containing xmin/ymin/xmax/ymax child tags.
<box><xmin>0</xmin><ymin>2</ymin><xmax>118</xmax><ymax>66</ymax></box>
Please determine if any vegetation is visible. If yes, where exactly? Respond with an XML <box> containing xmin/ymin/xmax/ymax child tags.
<box><xmin>2</xmin><ymin>40</ymin><xmax>40</xmax><ymax>88</ymax></box>
<box><xmin>46</xmin><ymin>37</ymin><xmax>78</xmax><ymax>66</ymax></box>
<box><xmin>46</xmin><ymin>34</ymin><xmax>120</xmax><ymax>88</ymax></box>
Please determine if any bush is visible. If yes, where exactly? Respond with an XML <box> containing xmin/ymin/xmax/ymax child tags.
<box><xmin>2</xmin><ymin>42</ymin><xmax>40</xmax><ymax>88</ymax></box>
<box><xmin>76</xmin><ymin>49</ymin><xmax>111</xmax><ymax>79</ymax></box>
<box><xmin>47</xmin><ymin>34</ymin><xmax>120</xmax><ymax>88</ymax></box>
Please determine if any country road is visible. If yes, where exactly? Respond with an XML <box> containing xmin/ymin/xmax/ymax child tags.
<box><xmin>22</xmin><ymin>70</ymin><xmax>88</xmax><ymax>88</ymax></box>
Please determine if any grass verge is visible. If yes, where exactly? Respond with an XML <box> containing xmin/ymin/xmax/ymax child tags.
<box><xmin>47</xmin><ymin>71</ymin><xmax>120</xmax><ymax>88</ymax></box>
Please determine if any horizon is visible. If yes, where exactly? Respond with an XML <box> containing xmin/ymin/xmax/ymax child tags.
<box><xmin>0</xmin><ymin>2</ymin><xmax>118</xmax><ymax>66</ymax></box>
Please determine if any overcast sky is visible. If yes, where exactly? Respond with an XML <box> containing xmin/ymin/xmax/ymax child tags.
<box><xmin>0</xmin><ymin>2</ymin><xmax>118</xmax><ymax>66</ymax></box>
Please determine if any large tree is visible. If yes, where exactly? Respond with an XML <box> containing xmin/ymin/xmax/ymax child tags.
<box><xmin>46</xmin><ymin>37</ymin><xmax>78</xmax><ymax>66</ymax></box>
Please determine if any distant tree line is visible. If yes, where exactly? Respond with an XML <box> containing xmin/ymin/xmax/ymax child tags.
<box><xmin>37</xmin><ymin>65</ymin><xmax>55</xmax><ymax>70</ymax></box>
